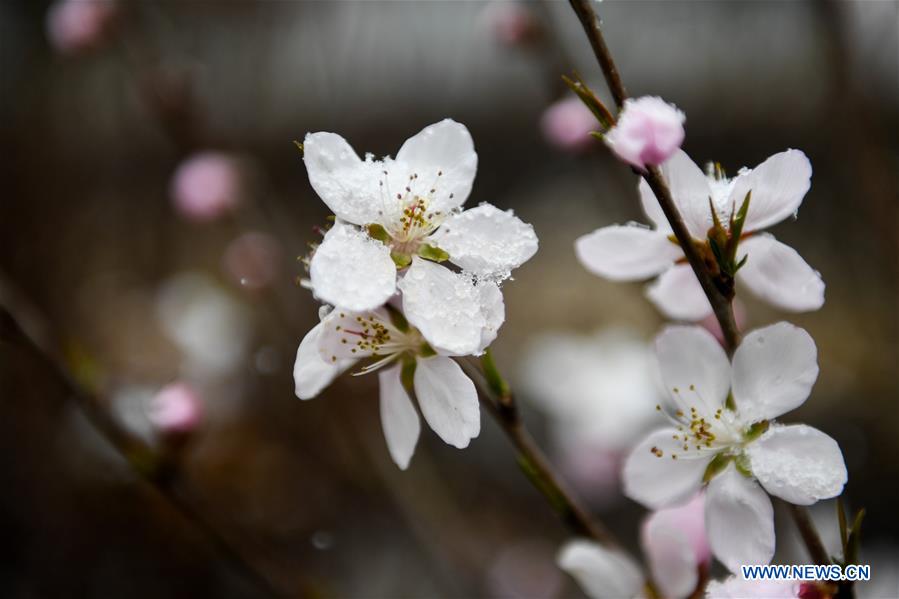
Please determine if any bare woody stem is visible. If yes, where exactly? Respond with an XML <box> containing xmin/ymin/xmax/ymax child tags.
<box><xmin>567</xmin><ymin>0</ymin><xmax>829</xmax><ymax>567</ymax></box>
<box><xmin>473</xmin><ymin>351</ymin><xmax>619</xmax><ymax>547</ymax></box>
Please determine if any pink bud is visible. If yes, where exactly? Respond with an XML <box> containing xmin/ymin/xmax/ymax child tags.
<box><xmin>46</xmin><ymin>0</ymin><xmax>118</xmax><ymax>55</ymax></box>
<box><xmin>540</xmin><ymin>97</ymin><xmax>600</xmax><ymax>153</ymax></box>
<box><xmin>643</xmin><ymin>492</ymin><xmax>710</xmax><ymax>565</ymax></box>
<box><xmin>641</xmin><ymin>493</ymin><xmax>710</xmax><ymax>597</ymax></box>
<box><xmin>484</xmin><ymin>2</ymin><xmax>541</xmax><ymax>47</ymax></box>
<box><xmin>149</xmin><ymin>382</ymin><xmax>203</xmax><ymax>435</ymax></box>
<box><xmin>604</xmin><ymin>96</ymin><xmax>685</xmax><ymax>169</ymax></box>
<box><xmin>170</xmin><ymin>152</ymin><xmax>243</xmax><ymax>222</ymax></box>
<box><xmin>222</xmin><ymin>231</ymin><xmax>283</xmax><ymax>290</ymax></box>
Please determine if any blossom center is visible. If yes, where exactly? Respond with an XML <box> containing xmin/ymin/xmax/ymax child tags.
<box><xmin>376</xmin><ymin>169</ymin><xmax>453</xmax><ymax>255</ymax></box>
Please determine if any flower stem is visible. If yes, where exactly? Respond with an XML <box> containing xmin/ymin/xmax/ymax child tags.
<box><xmin>470</xmin><ymin>355</ymin><xmax>619</xmax><ymax>547</ymax></box>
<box><xmin>566</xmin><ymin>0</ymin><xmax>829</xmax><ymax>568</ymax></box>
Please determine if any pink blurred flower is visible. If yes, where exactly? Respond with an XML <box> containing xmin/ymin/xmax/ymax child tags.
<box><xmin>170</xmin><ymin>152</ymin><xmax>243</xmax><ymax>222</ymax></box>
<box><xmin>540</xmin><ymin>97</ymin><xmax>600</xmax><ymax>153</ymax></box>
<box><xmin>149</xmin><ymin>382</ymin><xmax>203</xmax><ymax>435</ymax></box>
<box><xmin>604</xmin><ymin>96</ymin><xmax>685</xmax><ymax>169</ymax></box>
<box><xmin>642</xmin><ymin>493</ymin><xmax>710</xmax><ymax>598</ymax></box>
<box><xmin>46</xmin><ymin>0</ymin><xmax>118</xmax><ymax>55</ymax></box>
<box><xmin>222</xmin><ymin>231</ymin><xmax>283</xmax><ymax>290</ymax></box>
<box><xmin>484</xmin><ymin>2</ymin><xmax>541</xmax><ymax>47</ymax></box>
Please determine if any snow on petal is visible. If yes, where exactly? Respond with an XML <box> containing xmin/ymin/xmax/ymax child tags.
<box><xmin>303</xmin><ymin>132</ymin><xmax>382</xmax><ymax>225</ymax></box>
<box><xmin>746</xmin><ymin>424</ymin><xmax>847</xmax><ymax>506</ymax></box>
<box><xmin>294</xmin><ymin>320</ymin><xmax>355</xmax><ymax>400</ymax></box>
<box><xmin>309</xmin><ymin>222</ymin><xmax>396</xmax><ymax>312</ymax></box>
<box><xmin>639</xmin><ymin>150</ymin><xmax>713</xmax><ymax>239</ymax></box>
<box><xmin>475</xmin><ymin>280</ymin><xmax>505</xmax><ymax>354</ymax></box>
<box><xmin>379</xmin><ymin>364</ymin><xmax>421</xmax><ymax>470</ymax></box>
<box><xmin>729</xmin><ymin>149</ymin><xmax>812</xmax><ymax>232</ymax></box>
<box><xmin>395</xmin><ymin>119</ymin><xmax>478</xmax><ymax>214</ymax></box>
<box><xmin>705</xmin><ymin>465</ymin><xmax>775</xmax><ymax>574</ymax></box>
<box><xmin>655</xmin><ymin>325</ymin><xmax>731</xmax><ymax>416</ymax></box>
<box><xmin>604</xmin><ymin>96</ymin><xmax>685</xmax><ymax>169</ymax></box>
<box><xmin>413</xmin><ymin>356</ymin><xmax>480</xmax><ymax>448</ymax></box>
<box><xmin>556</xmin><ymin>540</ymin><xmax>643</xmax><ymax>599</ymax></box>
<box><xmin>575</xmin><ymin>225</ymin><xmax>682</xmax><ymax>281</ymax></box>
<box><xmin>623</xmin><ymin>428</ymin><xmax>711</xmax><ymax>510</ymax></box>
<box><xmin>737</xmin><ymin>234</ymin><xmax>825</xmax><ymax>313</ymax></box>
<box><xmin>705</xmin><ymin>577</ymin><xmax>799</xmax><ymax>598</ymax></box>
<box><xmin>731</xmin><ymin>322</ymin><xmax>819</xmax><ymax>422</ymax></box>
<box><xmin>646</xmin><ymin>264</ymin><xmax>713</xmax><ymax>321</ymax></box>
<box><xmin>399</xmin><ymin>257</ymin><xmax>503</xmax><ymax>356</ymax></box>
<box><xmin>430</xmin><ymin>203</ymin><xmax>538</xmax><ymax>278</ymax></box>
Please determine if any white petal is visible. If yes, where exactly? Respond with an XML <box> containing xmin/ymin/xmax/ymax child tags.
<box><xmin>623</xmin><ymin>428</ymin><xmax>711</xmax><ymax>510</ymax></box>
<box><xmin>729</xmin><ymin>149</ymin><xmax>812</xmax><ymax>232</ymax></box>
<box><xmin>705</xmin><ymin>576</ymin><xmax>799</xmax><ymax>598</ymax></box>
<box><xmin>395</xmin><ymin>119</ymin><xmax>478</xmax><ymax>214</ymax></box>
<box><xmin>646</xmin><ymin>264</ymin><xmax>713</xmax><ymax>321</ymax></box>
<box><xmin>556</xmin><ymin>540</ymin><xmax>643</xmax><ymax>599</ymax></box>
<box><xmin>303</xmin><ymin>131</ymin><xmax>382</xmax><ymax>225</ymax></box>
<box><xmin>293</xmin><ymin>321</ymin><xmax>355</xmax><ymax>400</ymax></box>
<box><xmin>638</xmin><ymin>150</ymin><xmax>713</xmax><ymax>238</ymax></box>
<box><xmin>642</xmin><ymin>516</ymin><xmax>698</xmax><ymax>599</ymax></box>
<box><xmin>378</xmin><ymin>365</ymin><xmax>421</xmax><ymax>470</ymax></box>
<box><xmin>731</xmin><ymin>322</ymin><xmax>818</xmax><ymax>422</ymax></box>
<box><xmin>705</xmin><ymin>465</ymin><xmax>774</xmax><ymax>574</ymax></box>
<box><xmin>413</xmin><ymin>356</ymin><xmax>480</xmax><ymax>448</ymax></box>
<box><xmin>655</xmin><ymin>325</ymin><xmax>731</xmax><ymax>415</ymax></box>
<box><xmin>746</xmin><ymin>424</ymin><xmax>847</xmax><ymax>506</ymax></box>
<box><xmin>476</xmin><ymin>280</ymin><xmax>505</xmax><ymax>353</ymax></box>
<box><xmin>575</xmin><ymin>225</ymin><xmax>682</xmax><ymax>281</ymax></box>
<box><xmin>430</xmin><ymin>203</ymin><xmax>538</xmax><ymax>278</ymax></box>
<box><xmin>309</xmin><ymin>223</ymin><xmax>396</xmax><ymax>312</ymax></box>
<box><xmin>737</xmin><ymin>234</ymin><xmax>825</xmax><ymax>313</ymax></box>
<box><xmin>398</xmin><ymin>258</ymin><xmax>504</xmax><ymax>356</ymax></box>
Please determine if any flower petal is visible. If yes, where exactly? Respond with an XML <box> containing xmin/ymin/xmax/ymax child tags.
<box><xmin>705</xmin><ymin>577</ymin><xmax>799</xmax><ymax>598</ymax></box>
<box><xmin>303</xmin><ymin>131</ymin><xmax>382</xmax><ymax>225</ymax></box>
<box><xmin>398</xmin><ymin>257</ymin><xmax>504</xmax><ymax>356</ymax></box>
<box><xmin>746</xmin><ymin>424</ymin><xmax>847</xmax><ymax>506</ymax></box>
<box><xmin>293</xmin><ymin>321</ymin><xmax>355</xmax><ymax>400</ymax></box>
<box><xmin>413</xmin><ymin>356</ymin><xmax>480</xmax><ymax>448</ymax></box>
<box><xmin>379</xmin><ymin>364</ymin><xmax>421</xmax><ymax>470</ymax></box>
<box><xmin>430</xmin><ymin>203</ymin><xmax>538</xmax><ymax>278</ymax></box>
<box><xmin>309</xmin><ymin>223</ymin><xmax>396</xmax><ymax>312</ymax></box>
<box><xmin>737</xmin><ymin>234</ymin><xmax>825</xmax><ymax>313</ymax></box>
<box><xmin>575</xmin><ymin>225</ymin><xmax>682</xmax><ymax>281</ymax></box>
<box><xmin>395</xmin><ymin>119</ymin><xmax>478</xmax><ymax>214</ymax></box>
<box><xmin>731</xmin><ymin>322</ymin><xmax>818</xmax><ymax>422</ymax></box>
<box><xmin>705</xmin><ymin>465</ymin><xmax>775</xmax><ymax>574</ymax></box>
<box><xmin>638</xmin><ymin>150</ymin><xmax>712</xmax><ymax>238</ymax></box>
<box><xmin>556</xmin><ymin>540</ymin><xmax>643</xmax><ymax>599</ymax></box>
<box><xmin>623</xmin><ymin>428</ymin><xmax>711</xmax><ymax>510</ymax></box>
<box><xmin>646</xmin><ymin>264</ymin><xmax>713</xmax><ymax>321</ymax></box>
<box><xmin>642</xmin><ymin>514</ymin><xmax>698</xmax><ymax>599</ymax></box>
<box><xmin>728</xmin><ymin>149</ymin><xmax>812</xmax><ymax>232</ymax></box>
<box><xmin>655</xmin><ymin>325</ymin><xmax>731</xmax><ymax>416</ymax></box>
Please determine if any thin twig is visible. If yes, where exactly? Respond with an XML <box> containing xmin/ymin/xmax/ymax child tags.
<box><xmin>566</xmin><ymin>0</ymin><xmax>829</xmax><ymax>566</ymax></box>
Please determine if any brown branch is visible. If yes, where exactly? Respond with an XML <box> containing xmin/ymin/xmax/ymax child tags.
<box><xmin>566</xmin><ymin>0</ymin><xmax>829</xmax><ymax>567</ymax></box>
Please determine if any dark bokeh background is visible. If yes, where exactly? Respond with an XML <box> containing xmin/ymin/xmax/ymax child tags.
<box><xmin>1</xmin><ymin>1</ymin><xmax>896</xmax><ymax>597</ymax></box>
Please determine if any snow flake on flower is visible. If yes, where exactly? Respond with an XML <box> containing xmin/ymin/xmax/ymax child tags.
<box><xmin>303</xmin><ymin>119</ymin><xmax>538</xmax><ymax>312</ymax></box>
<box><xmin>575</xmin><ymin>149</ymin><xmax>825</xmax><ymax>320</ymax></box>
<box><xmin>622</xmin><ymin>323</ymin><xmax>847</xmax><ymax>573</ymax></box>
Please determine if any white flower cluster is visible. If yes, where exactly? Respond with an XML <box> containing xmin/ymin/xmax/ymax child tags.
<box><xmin>293</xmin><ymin>119</ymin><xmax>538</xmax><ymax>469</ymax></box>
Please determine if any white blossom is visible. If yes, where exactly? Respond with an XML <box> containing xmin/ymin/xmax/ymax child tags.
<box><xmin>576</xmin><ymin>149</ymin><xmax>824</xmax><ymax>320</ymax></box>
<box><xmin>704</xmin><ymin>576</ymin><xmax>799</xmax><ymax>598</ymax></box>
<box><xmin>556</xmin><ymin>540</ymin><xmax>644</xmax><ymax>599</ymax></box>
<box><xmin>622</xmin><ymin>323</ymin><xmax>847</xmax><ymax>573</ymax></box>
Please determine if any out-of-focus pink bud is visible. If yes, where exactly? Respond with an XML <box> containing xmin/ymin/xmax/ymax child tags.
<box><xmin>641</xmin><ymin>493</ymin><xmax>710</xmax><ymax>598</ymax></box>
<box><xmin>222</xmin><ymin>231</ymin><xmax>283</xmax><ymax>290</ymax></box>
<box><xmin>701</xmin><ymin>299</ymin><xmax>747</xmax><ymax>347</ymax></box>
<box><xmin>149</xmin><ymin>382</ymin><xmax>203</xmax><ymax>435</ymax></box>
<box><xmin>540</xmin><ymin>97</ymin><xmax>600</xmax><ymax>153</ymax></box>
<box><xmin>46</xmin><ymin>0</ymin><xmax>119</xmax><ymax>55</ymax></box>
<box><xmin>170</xmin><ymin>152</ymin><xmax>244</xmax><ymax>222</ymax></box>
<box><xmin>484</xmin><ymin>2</ymin><xmax>541</xmax><ymax>47</ymax></box>
<box><xmin>604</xmin><ymin>96</ymin><xmax>685</xmax><ymax>169</ymax></box>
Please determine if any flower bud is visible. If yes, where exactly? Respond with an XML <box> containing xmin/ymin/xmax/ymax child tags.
<box><xmin>46</xmin><ymin>0</ymin><xmax>119</xmax><ymax>55</ymax></box>
<box><xmin>604</xmin><ymin>96</ymin><xmax>685</xmax><ymax>169</ymax></box>
<box><xmin>170</xmin><ymin>152</ymin><xmax>244</xmax><ymax>222</ymax></box>
<box><xmin>149</xmin><ymin>382</ymin><xmax>203</xmax><ymax>436</ymax></box>
<box><xmin>540</xmin><ymin>97</ymin><xmax>600</xmax><ymax>153</ymax></box>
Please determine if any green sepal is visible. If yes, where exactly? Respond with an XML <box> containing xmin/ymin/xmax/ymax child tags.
<box><xmin>703</xmin><ymin>452</ymin><xmax>732</xmax><ymax>483</ymax></box>
<box><xmin>367</xmin><ymin>223</ymin><xmax>391</xmax><ymax>243</ymax></box>
<box><xmin>418</xmin><ymin>343</ymin><xmax>437</xmax><ymax>358</ymax></box>
<box><xmin>837</xmin><ymin>500</ymin><xmax>849</xmax><ymax>557</ymax></box>
<box><xmin>845</xmin><ymin>508</ymin><xmax>866</xmax><ymax>565</ymax></box>
<box><xmin>391</xmin><ymin>251</ymin><xmax>412</xmax><ymax>269</ymax></box>
<box><xmin>384</xmin><ymin>303</ymin><xmax>410</xmax><ymax>333</ymax></box>
<box><xmin>744</xmin><ymin>419</ymin><xmax>770</xmax><ymax>442</ymax></box>
<box><xmin>561</xmin><ymin>73</ymin><xmax>615</xmax><ymax>130</ymax></box>
<box><xmin>293</xmin><ymin>140</ymin><xmax>304</xmax><ymax>155</ymax></box>
<box><xmin>734</xmin><ymin>453</ymin><xmax>753</xmax><ymax>477</ymax></box>
<box><xmin>725</xmin><ymin>191</ymin><xmax>751</xmax><ymax>261</ymax></box>
<box><xmin>725</xmin><ymin>391</ymin><xmax>736</xmax><ymax>411</ymax></box>
<box><xmin>588</xmin><ymin>131</ymin><xmax>605</xmax><ymax>142</ymax></box>
<box><xmin>400</xmin><ymin>356</ymin><xmax>417</xmax><ymax>394</ymax></box>
<box><xmin>418</xmin><ymin>243</ymin><xmax>449</xmax><ymax>263</ymax></box>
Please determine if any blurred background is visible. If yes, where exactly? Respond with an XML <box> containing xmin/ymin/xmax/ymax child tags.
<box><xmin>1</xmin><ymin>1</ymin><xmax>896</xmax><ymax>597</ymax></box>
